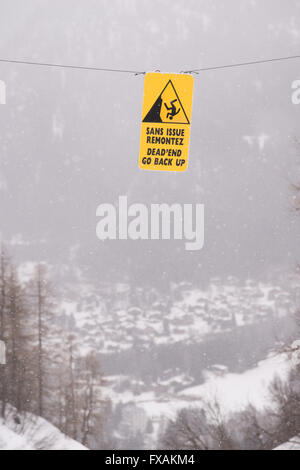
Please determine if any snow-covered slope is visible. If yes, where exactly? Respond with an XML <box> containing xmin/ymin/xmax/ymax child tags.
<box><xmin>178</xmin><ymin>353</ymin><xmax>292</xmax><ymax>413</ymax></box>
<box><xmin>0</xmin><ymin>423</ymin><xmax>33</xmax><ymax>450</ymax></box>
<box><xmin>98</xmin><ymin>352</ymin><xmax>294</xmax><ymax>449</ymax></box>
<box><xmin>0</xmin><ymin>406</ymin><xmax>86</xmax><ymax>451</ymax></box>
<box><xmin>274</xmin><ymin>436</ymin><xmax>300</xmax><ymax>450</ymax></box>
<box><xmin>117</xmin><ymin>352</ymin><xmax>293</xmax><ymax>424</ymax></box>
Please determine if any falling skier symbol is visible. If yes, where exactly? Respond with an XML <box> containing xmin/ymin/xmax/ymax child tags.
<box><xmin>164</xmin><ymin>99</ymin><xmax>180</xmax><ymax>120</ymax></box>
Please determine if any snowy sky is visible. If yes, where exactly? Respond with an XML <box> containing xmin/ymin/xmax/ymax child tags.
<box><xmin>0</xmin><ymin>0</ymin><xmax>300</xmax><ymax>284</ymax></box>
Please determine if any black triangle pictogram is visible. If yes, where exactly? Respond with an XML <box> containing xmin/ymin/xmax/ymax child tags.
<box><xmin>143</xmin><ymin>80</ymin><xmax>190</xmax><ymax>125</ymax></box>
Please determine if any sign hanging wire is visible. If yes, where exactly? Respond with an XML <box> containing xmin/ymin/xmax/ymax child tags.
<box><xmin>0</xmin><ymin>54</ymin><xmax>300</xmax><ymax>76</ymax></box>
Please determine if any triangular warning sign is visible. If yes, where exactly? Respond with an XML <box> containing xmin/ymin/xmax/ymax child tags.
<box><xmin>143</xmin><ymin>80</ymin><xmax>190</xmax><ymax>125</ymax></box>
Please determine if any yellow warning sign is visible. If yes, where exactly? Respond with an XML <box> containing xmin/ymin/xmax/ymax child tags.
<box><xmin>139</xmin><ymin>72</ymin><xmax>194</xmax><ymax>172</ymax></box>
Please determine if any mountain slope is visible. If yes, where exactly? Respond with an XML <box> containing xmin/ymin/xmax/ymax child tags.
<box><xmin>274</xmin><ymin>436</ymin><xmax>300</xmax><ymax>450</ymax></box>
<box><xmin>0</xmin><ymin>423</ymin><xmax>33</xmax><ymax>450</ymax></box>
<box><xmin>0</xmin><ymin>406</ymin><xmax>86</xmax><ymax>451</ymax></box>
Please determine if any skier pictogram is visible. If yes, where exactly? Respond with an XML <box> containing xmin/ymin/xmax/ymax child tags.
<box><xmin>164</xmin><ymin>99</ymin><xmax>180</xmax><ymax>120</ymax></box>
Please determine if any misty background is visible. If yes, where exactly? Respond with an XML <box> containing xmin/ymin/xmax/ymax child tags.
<box><xmin>0</xmin><ymin>0</ymin><xmax>300</xmax><ymax>285</ymax></box>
